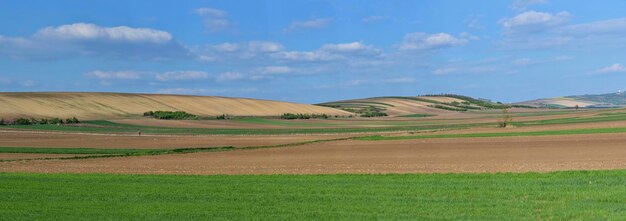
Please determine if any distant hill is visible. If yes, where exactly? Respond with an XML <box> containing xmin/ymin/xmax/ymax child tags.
<box><xmin>318</xmin><ymin>95</ymin><xmax>509</xmax><ymax>117</ymax></box>
<box><xmin>0</xmin><ymin>92</ymin><xmax>351</xmax><ymax>120</ymax></box>
<box><xmin>517</xmin><ymin>92</ymin><xmax>626</xmax><ymax>108</ymax></box>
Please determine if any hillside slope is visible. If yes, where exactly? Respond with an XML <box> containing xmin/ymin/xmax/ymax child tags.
<box><xmin>319</xmin><ymin>95</ymin><xmax>504</xmax><ymax>117</ymax></box>
<box><xmin>0</xmin><ymin>92</ymin><xmax>350</xmax><ymax>120</ymax></box>
<box><xmin>516</xmin><ymin>92</ymin><xmax>626</xmax><ymax>108</ymax></box>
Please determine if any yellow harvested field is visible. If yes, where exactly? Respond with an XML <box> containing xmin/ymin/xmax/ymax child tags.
<box><xmin>0</xmin><ymin>92</ymin><xmax>350</xmax><ymax>119</ymax></box>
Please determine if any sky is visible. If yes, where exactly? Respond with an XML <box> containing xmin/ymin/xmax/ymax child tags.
<box><xmin>1</xmin><ymin>0</ymin><xmax>626</xmax><ymax>103</ymax></box>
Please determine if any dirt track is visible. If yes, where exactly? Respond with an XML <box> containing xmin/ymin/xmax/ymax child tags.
<box><xmin>3</xmin><ymin>133</ymin><xmax>626</xmax><ymax>174</ymax></box>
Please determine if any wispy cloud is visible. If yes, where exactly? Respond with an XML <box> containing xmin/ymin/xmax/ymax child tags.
<box><xmin>85</xmin><ymin>70</ymin><xmax>142</xmax><ymax>80</ymax></box>
<box><xmin>155</xmin><ymin>71</ymin><xmax>209</xmax><ymax>81</ymax></box>
<box><xmin>596</xmin><ymin>64</ymin><xmax>626</xmax><ymax>74</ymax></box>
<box><xmin>195</xmin><ymin>7</ymin><xmax>233</xmax><ymax>32</ymax></box>
<box><xmin>284</xmin><ymin>18</ymin><xmax>331</xmax><ymax>32</ymax></box>
<box><xmin>398</xmin><ymin>32</ymin><xmax>469</xmax><ymax>50</ymax></box>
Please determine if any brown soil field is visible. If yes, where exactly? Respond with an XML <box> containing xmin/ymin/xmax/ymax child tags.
<box><xmin>0</xmin><ymin>92</ymin><xmax>350</xmax><ymax>119</ymax></box>
<box><xmin>3</xmin><ymin>133</ymin><xmax>626</xmax><ymax>174</ymax></box>
<box><xmin>0</xmin><ymin>130</ymin><xmax>350</xmax><ymax>149</ymax></box>
<box><xmin>0</xmin><ymin>153</ymin><xmax>90</xmax><ymax>160</ymax></box>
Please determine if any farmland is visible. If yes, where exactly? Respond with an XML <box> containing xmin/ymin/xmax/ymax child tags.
<box><xmin>3</xmin><ymin>171</ymin><xmax>626</xmax><ymax>220</ymax></box>
<box><xmin>3</xmin><ymin>93</ymin><xmax>626</xmax><ymax>218</ymax></box>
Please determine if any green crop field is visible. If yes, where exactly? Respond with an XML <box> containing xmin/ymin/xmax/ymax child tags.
<box><xmin>2</xmin><ymin>171</ymin><xmax>626</xmax><ymax>220</ymax></box>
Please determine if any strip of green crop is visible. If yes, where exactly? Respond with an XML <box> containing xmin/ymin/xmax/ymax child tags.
<box><xmin>3</xmin><ymin>171</ymin><xmax>626</xmax><ymax>220</ymax></box>
<box><xmin>356</xmin><ymin>127</ymin><xmax>626</xmax><ymax>141</ymax></box>
<box><xmin>0</xmin><ymin>120</ymin><xmax>484</xmax><ymax>135</ymax></box>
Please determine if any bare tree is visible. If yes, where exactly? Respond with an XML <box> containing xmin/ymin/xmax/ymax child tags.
<box><xmin>497</xmin><ymin>108</ymin><xmax>513</xmax><ymax>128</ymax></box>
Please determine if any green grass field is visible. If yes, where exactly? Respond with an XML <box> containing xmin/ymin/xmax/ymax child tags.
<box><xmin>2</xmin><ymin>171</ymin><xmax>626</xmax><ymax>220</ymax></box>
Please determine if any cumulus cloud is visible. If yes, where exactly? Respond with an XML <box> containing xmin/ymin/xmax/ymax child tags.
<box><xmin>195</xmin><ymin>7</ymin><xmax>232</xmax><ymax>32</ymax></box>
<box><xmin>597</xmin><ymin>64</ymin><xmax>626</xmax><ymax>74</ymax></box>
<box><xmin>194</xmin><ymin>40</ymin><xmax>284</xmax><ymax>62</ymax></box>
<box><xmin>272</xmin><ymin>41</ymin><xmax>381</xmax><ymax>62</ymax></box>
<box><xmin>85</xmin><ymin>70</ymin><xmax>142</xmax><ymax>80</ymax></box>
<box><xmin>156</xmin><ymin>71</ymin><xmax>209</xmax><ymax>81</ymax></box>
<box><xmin>0</xmin><ymin>23</ymin><xmax>189</xmax><ymax>60</ymax></box>
<box><xmin>35</xmin><ymin>23</ymin><xmax>172</xmax><ymax>43</ymax></box>
<box><xmin>398</xmin><ymin>32</ymin><xmax>468</xmax><ymax>50</ymax></box>
<box><xmin>157</xmin><ymin>87</ymin><xmax>257</xmax><ymax>95</ymax></box>
<box><xmin>499</xmin><ymin>11</ymin><xmax>570</xmax><ymax>34</ymax></box>
<box><xmin>284</xmin><ymin>18</ymin><xmax>331</xmax><ymax>32</ymax></box>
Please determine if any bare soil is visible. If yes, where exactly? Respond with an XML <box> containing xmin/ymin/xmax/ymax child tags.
<box><xmin>0</xmin><ymin>130</ymin><xmax>349</xmax><ymax>149</ymax></box>
<box><xmin>3</xmin><ymin>133</ymin><xmax>626</xmax><ymax>174</ymax></box>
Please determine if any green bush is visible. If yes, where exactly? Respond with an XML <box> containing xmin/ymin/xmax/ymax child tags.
<box><xmin>360</xmin><ymin>112</ymin><xmax>388</xmax><ymax>118</ymax></box>
<box><xmin>65</xmin><ymin>117</ymin><xmax>80</xmax><ymax>124</ymax></box>
<box><xmin>14</xmin><ymin>118</ymin><xmax>32</xmax><ymax>125</ymax></box>
<box><xmin>49</xmin><ymin>118</ymin><xmax>64</xmax><ymax>124</ymax></box>
<box><xmin>143</xmin><ymin>111</ymin><xmax>197</xmax><ymax>120</ymax></box>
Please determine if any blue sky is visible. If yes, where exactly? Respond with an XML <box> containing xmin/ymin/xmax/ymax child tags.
<box><xmin>2</xmin><ymin>0</ymin><xmax>626</xmax><ymax>103</ymax></box>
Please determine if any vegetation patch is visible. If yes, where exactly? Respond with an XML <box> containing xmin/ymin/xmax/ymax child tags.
<box><xmin>0</xmin><ymin>117</ymin><xmax>80</xmax><ymax>125</ymax></box>
<box><xmin>143</xmin><ymin>111</ymin><xmax>198</xmax><ymax>120</ymax></box>
<box><xmin>2</xmin><ymin>171</ymin><xmax>626</xmax><ymax>220</ymax></box>
<box><xmin>280</xmin><ymin>113</ymin><xmax>331</xmax><ymax>120</ymax></box>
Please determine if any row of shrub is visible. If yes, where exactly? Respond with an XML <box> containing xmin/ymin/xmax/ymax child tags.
<box><xmin>280</xmin><ymin>113</ymin><xmax>333</xmax><ymax>120</ymax></box>
<box><xmin>360</xmin><ymin>112</ymin><xmax>388</xmax><ymax>117</ymax></box>
<box><xmin>0</xmin><ymin>117</ymin><xmax>80</xmax><ymax>125</ymax></box>
<box><xmin>143</xmin><ymin>111</ymin><xmax>198</xmax><ymax>120</ymax></box>
<box><xmin>428</xmin><ymin>104</ymin><xmax>468</xmax><ymax>112</ymax></box>
<box><xmin>423</xmin><ymin>94</ymin><xmax>509</xmax><ymax>109</ymax></box>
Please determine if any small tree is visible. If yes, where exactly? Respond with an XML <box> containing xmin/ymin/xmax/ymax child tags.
<box><xmin>0</xmin><ymin>118</ymin><xmax>5</xmax><ymax>125</ymax></box>
<box><xmin>497</xmin><ymin>108</ymin><xmax>513</xmax><ymax>128</ymax></box>
<box><xmin>575</xmin><ymin>104</ymin><xmax>579</xmax><ymax>110</ymax></box>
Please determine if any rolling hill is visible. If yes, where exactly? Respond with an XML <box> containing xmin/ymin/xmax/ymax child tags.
<box><xmin>318</xmin><ymin>95</ymin><xmax>507</xmax><ymax>117</ymax></box>
<box><xmin>516</xmin><ymin>91</ymin><xmax>626</xmax><ymax>108</ymax></box>
<box><xmin>0</xmin><ymin>92</ymin><xmax>351</xmax><ymax>120</ymax></box>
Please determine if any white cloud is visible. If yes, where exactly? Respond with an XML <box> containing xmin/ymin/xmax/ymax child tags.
<box><xmin>156</xmin><ymin>71</ymin><xmax>209</xmax><ymax>81</ymax></box>
<box><xmin>212</xmin><ymin>42</ymin><xmax>240</xmax><ymax>52</ymax></box>
<box><xmin>272</xmin><ymin>41</ymin><xmax>381</xmax><ymax>62</ymax></box>
<box><xmin>321</xmin><ymin>42</ymin><xmax>379</xmax><ymax>54</ymax></box>
<box><xmin>217</xmin><ymin>72</ymin><xmax>244</xmax><ymax>81</ymax></box>
<box><xmin>248</xmin><ymin>41</ymin><xmax>283</xmax><ymax>52</ymax></box>
<box><xmin>285</xmin><ymin>18</ymin><xmax>331</xmax><ymax>32</ymax></box>
<box><xmin>35</xmin><ymin>23</ymin><xmax>172</xmax><ymax>43</ymax></box>
<box><xmin>433</xmin><ymin>67</ymin><xmax>459</xmax><ymax>75</ymax></box>
<box><xmin>271</xmin><ymin>50</ymin><xmax>339</xmax><ymax>62</ymax></box>
<box><xmin>157</xmin><ymin>87</ymin><xmax>257</xmax><ymax>95</ymax></box>
<box><xmin>0</xmin><ymin>23</ymin><xmax>189</xmax><ymax>60</ymax></box>
<box><xmin>361</xmin><ymin>16</ymin><xmax>387</xmax><ymax>23</ymax></box>
<box><xmin>398</xmin><ymin>32</ymin><xmax>468</xmax><ymax>50</ymax></box>
<box><xmin>257</xmin><ymin>66</ymin><xmax>293</xmax><ymax>74</ymax></box>
<box><xmin>561</xmin><ymin>18</ymin><xmax>626</xmax><ymax>37</ymax></box>
<box><xmin>499</xmin><ymin>11</ymin><xmax>570</xmax><ymax>34</ymax></box>
<box><xmin>597</xmin><ymin>64</ymin><xmax>626</xmax><ymax>74</ymax></box>
<box><xmin>85</xmin><ymin>70</ymin><xmax>142</xmax><ymax>80</ymax></box>
<box><xmin>511</xmin><ymin>0</ymin><xmax>547</xmax><ymax>10</ymax></box>
<box><xmin>195</xmin><ymin>7</ymin><xmax>232</xmax><ymax>32</ymax></box>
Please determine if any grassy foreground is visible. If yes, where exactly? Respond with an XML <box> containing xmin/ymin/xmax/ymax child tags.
<box><xmin>2</xmin><ymin>171</ymin><xmax>626</xmax><ymax>220</ymax></box>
